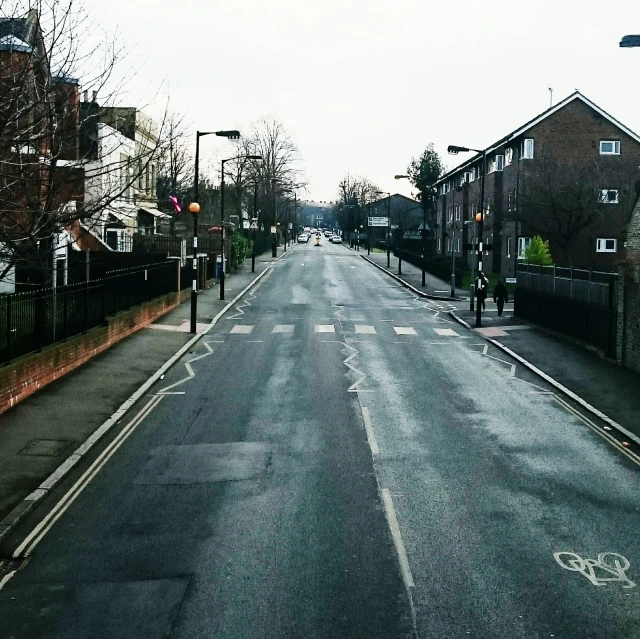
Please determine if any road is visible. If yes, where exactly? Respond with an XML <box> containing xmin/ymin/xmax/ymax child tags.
<box><xmin>1</xmin><ymin>240</ymin><xmax>639</xmax><ymax>638</ymax></box>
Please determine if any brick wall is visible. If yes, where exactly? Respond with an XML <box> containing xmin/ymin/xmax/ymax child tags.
<box><xmin>0</xmin><ymin>287</ymin><xmax>191</xmax><ymax>416</ymax></box>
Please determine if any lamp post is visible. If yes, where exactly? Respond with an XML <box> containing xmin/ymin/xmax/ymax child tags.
<box><xmin>448</xmin><ymin>144</ymin><xmax>486</xmax><ymax>327</ymax></box>
<box><xmin>189</xmin><ymin>129</ymin><xmax>240</xmax><ymax>334</ymax></box>
<box><xmin>367</xmin><ymin>200</ymin><xmax>372</xmax><ymax>255</ymax></box>
<box><xmin>220</xmin><ymin>154</ymin><xmax>262</xmax><ymax>300</ymax></box>
<box><xmin>271</xmin><ymin>178</ymin><xmax>277</xmax><ymax>257</ymax></box>
<box><xmin>375</xmin><ymin>191</ymin><xmax>392</xmax><ymax>267</ymax></box>
<box><xmin>464</xmin><ymin>219</ymin><xmax>476</xmax><ymax>311</ymax></box>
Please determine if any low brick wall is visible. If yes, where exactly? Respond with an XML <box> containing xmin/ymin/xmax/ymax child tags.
<box><xmin>0</xmin><ymin>287</ymin><xmax>191</xmax><ymax>416</ymax></box>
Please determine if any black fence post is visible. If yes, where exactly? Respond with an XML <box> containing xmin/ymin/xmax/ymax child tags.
<box><xmin>6</xmin><ymin>294</ymin><xmax>12</xmax><ymax>363</ymax></box>
<box><xmin>63</xmin><ymin>285</ymin><xmax>68</xmax><ymax>341</ymax></box>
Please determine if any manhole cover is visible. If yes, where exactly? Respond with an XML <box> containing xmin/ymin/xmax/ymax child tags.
<box><xmin>19</xmin><ymin>439</ymin><xmax>72</xmax><ymax>457</ymax></box>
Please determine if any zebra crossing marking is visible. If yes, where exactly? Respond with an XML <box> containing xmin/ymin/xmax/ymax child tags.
<box><xmin>230</xmin><ymin>325</ymin><xmax>254</xmax><ymax>334</ymax></box>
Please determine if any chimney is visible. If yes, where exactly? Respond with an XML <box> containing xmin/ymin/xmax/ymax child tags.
<box><xmin>92</xmin><ymin>91</ymin><xmax>97</xmax><ymax>103</ymax></box>
<box><xmin>83</xmin><ymin>90</ymin><xmax>88</xmax><ymax>102</ymax></box>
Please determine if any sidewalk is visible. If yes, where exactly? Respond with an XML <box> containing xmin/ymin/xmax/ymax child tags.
<box><xmin>0</xmin><ymin>249</ymin><xmax>287</xmax><ymax>536</ymax></box>
<box><xmin>451</xmin><ymin>301</ymin><xmax>640</xmax><ymax>442</ymax></box>
<box><xmin>363</xmin><ymin>250</ymin><xmax>469</xmax><ymax>298</ymax></box>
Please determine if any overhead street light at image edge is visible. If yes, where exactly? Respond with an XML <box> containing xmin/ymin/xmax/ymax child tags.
<box><xmin>620</xmin><ymin>35</ymin><xmax>640</xmax><ymax>47</ymax></box>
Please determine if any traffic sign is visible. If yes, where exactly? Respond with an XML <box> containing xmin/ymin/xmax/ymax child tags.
<box><xmin>270</xmin><ymin>226</ymin><xmax>277</xmax><ymax>234</ymax></box>
<box><xmin>368</xmin><ymin>217</ymin><xmax>388</xmax><ymax>227</ymax></box>
<box><xmin>250</xmin><ymin>220</ymin><xmax>259</xmax><ymax>230</ymax></box>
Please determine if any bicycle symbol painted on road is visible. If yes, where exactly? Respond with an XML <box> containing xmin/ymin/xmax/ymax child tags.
<box><xmin>554</xmin><ymin>552</ymin><xmax>636</xmax><ymax>588</ymax></box>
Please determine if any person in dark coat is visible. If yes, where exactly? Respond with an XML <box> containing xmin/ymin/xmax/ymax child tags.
<box><xmin>479</xmin><ymin>271</ymin><xmax>489</xmax><ymax>311</ymax></box>
<box><xmin>493</xmin><ymin>279</ymin><xmax>508</xmax><ymax>316</ymax></box>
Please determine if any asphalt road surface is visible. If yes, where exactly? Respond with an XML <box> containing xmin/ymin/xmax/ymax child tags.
<box><xmin>1</xmin><ymin>240</ymin><xmax>639</xmax><ymax>638</ymax></box>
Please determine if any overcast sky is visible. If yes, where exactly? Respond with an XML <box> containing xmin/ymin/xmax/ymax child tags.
<box><xmin>95</xmin><ymin>0</ymin><xmax>640</xmax><ymax>202</ymax></box>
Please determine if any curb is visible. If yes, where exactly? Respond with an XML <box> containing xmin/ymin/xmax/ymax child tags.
<box><xmin>360</xmin><ymin>255</ymin><xmax>459</xmax><ymax>302</ymax></box>
<box><xmin>448</xmin><ymin>310</ymin><xmax>640</xmax><ymax>448</ymax></box>
<box><xmin>0</xmin><ymin>266</ymin><xmax>273</xmax><ymax>546</ymax></box>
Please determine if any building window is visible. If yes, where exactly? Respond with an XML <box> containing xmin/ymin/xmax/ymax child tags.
<box><xmin>446</xmin><ymin>238</ymin><xmax>450</xmax><ymax>252</ymax></box>
<box><xmin>599</xmin><ymin>189</ymin><xmax>619</xmax><ymax>204</ymax></box>
<box><xmin>438</xmin><ymin>237</ymin><xmax>442</xmax><ymax>252</ymax></box>
<box><xmin>508</xmin><ymin>191</ymin><xmax>512</xmax><ymax>211</ymax></box>
<box><xmin>518</xmin><ymin>236</ymin><xmax>531</xmax><ymax>259</ymax></box>
<box><xmin>596</xmin><ymin>238</ymin><xmax>617</xmax><ymax>252</ymax></box>
<box><xmin>520</xmin><ymin>138</ymin><xmax>534</xmax><ymax>159</ymax></box>
<box><xmin>488</xmin><ymin>155</ymin><xmax>504</xmax><ymax>173</ymax></box>
<box><xmin>455</xmin><ymin>205</ymin><xmax>461</xmax><ymax>221</ymax></box>
<box><xmin>599</xmin><ymin>140</ymin><xmax>620</xmax><ymax>155</ymax></box>
<box><xmin>464</xmin><ymin>171</ymin><xmax>471</xmax><ymax>184</ymax></box>
<box><xmin>456</xmin><ymin>237</ymin><xmax>461</xmax><ymax>253</ymax></box>
<box><xmin>507</xmin><ymin>236</ymin><xmax>511</xmax><ymax>258</ymax></box>
<box><xmin>469</xmin><ymin>169</ymin><xmax>475</xmax><ymax>183</ymax></box>
<box><xmin>505</xmin><ymin>148</ymin><xmax>513</xmax><ymax>166</ymax></box>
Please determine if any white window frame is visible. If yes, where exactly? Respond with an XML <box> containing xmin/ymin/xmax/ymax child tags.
<box><xmin>599</xmin><ymin>189</ymin><xmax>619</xmax><ymax>204</ymax></box>
<box><xmin>505</xmin><ymin>148</ymin><xmax>513</xmax><ymax>166</ymax></box>
<box><xmin>469</xmin><ymin>169</ymin><xmax>475</xmax><ymax>183</ymax></box>
<box><xmin>521</xmin><ymin>138</ymin><xmax>534</xmax><ymax>159</ymax></box>
<box><xmin>506</xmin><ymin>236</ymin><xmax>511</xmax><ymax>258</ymax></box>
<box><xmin>455</xmin><ymin>205</ymin><xmax>461</xmax><ymax>221</ymax></box>
<box><xmin>518</xmin><ymin>236</ymin><xmax>531</xmax><ymax>259</ymax></box>
<box><xmin>464</xmin><ymin>171</ymin><xmax>471</xmax><ymax>184</ymax></box>
<box><xmin>596</xmin><ymin>238</ymin><xmax>617</xmax><ymax>253</ymax></box>
<box><xmin>507</xmin><ymin>191</ymin><xmax>512</xmax><ymax>211</ymax></box>
<box><xmin>438</xmin><ymin>237</ymin><xmax>442</xmax><ymax>252</ymax></box>
<box><xmin>495</xmin><ymin>155</ymin><xmax>504</xmax><ymax>171</ymax></box>
<box><xmin>599</xmin><ymin>140</ymin><xmax>620</xmax><ymax>155</ymax></box>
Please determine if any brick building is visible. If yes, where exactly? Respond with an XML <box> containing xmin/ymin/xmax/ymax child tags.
<box><xmin>434</xmin><ymin>92</ymin><xmax>640</xmax><ymax>278</ymax></box>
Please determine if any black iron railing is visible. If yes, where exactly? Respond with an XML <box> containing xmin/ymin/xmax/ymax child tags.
<box><xmin>0</xmin><ymin>261</ymin><xmax>178</xmax><ymax>365</ymax></box>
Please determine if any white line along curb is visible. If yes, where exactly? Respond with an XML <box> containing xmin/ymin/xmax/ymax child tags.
<box><xmin>0</xmin><ymin>266</ymin><xmax>272</xmax><ymax>545</ymax></box>
<box><xmin>449</xmin><ymin>310</ymin><xmax>640</xmax><ymax>448</ymax></box>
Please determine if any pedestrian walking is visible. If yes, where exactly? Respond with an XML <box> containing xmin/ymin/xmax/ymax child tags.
<box><xmin>493</xmin><ymin>279</ymin><xmax>508</xmax><ymax>316</ymax></box>
<box><xmin>475</xmin><ymin>273</ymin><xmax>488</xmax><ymax>311</ymax></box>
<box><xmin>479</xmin><ymin>271</ymin><xmax>489</xmax><ymax>311</ymax></box>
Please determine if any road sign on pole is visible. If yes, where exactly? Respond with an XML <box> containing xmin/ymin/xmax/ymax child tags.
<box><xmin>368</xmin><ymin>217</ymin><xmax>389</xmax><ymax>227</ymax></box>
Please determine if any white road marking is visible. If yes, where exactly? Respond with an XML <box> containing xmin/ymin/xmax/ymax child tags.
<box><xmin>355</xmin><ymin>325</ymin><xmax>376</xmax><ymax>334</ymax></box>
<box><xmin>433</xmin><ymin>328</ymin><xmax>460</xmax><ymax>337</ymax></box>
<box><xmin>361</xmin><ymin>407</ymin><xmax>379</xmax><ymax>456</ymax></box>
<box><xmin>315</xmin><ymin>324</ymin><xmax>335</xmax><ymax>333</ymax></box>
<box><xmin>13</xmin><ymin>395</ymin><xmax>164</xmax><ymax>559</ymax></box>
<box><xmin>554</xmin><ymin>552</ymin><xmax>635</xmax><ymax>588</ymax></box>
<box><xmin>381</xmin><ymin>489</ymin><xmax>415</xmax><ymax>589</ymax></box>
<box><xmin>393</xmin><ymin>326</ymin><xmax>417</xmax><ymax>335</ymax></box>
<box><xmin>272</xmin><ymin>324</ymin><xmax>295</xmax><ymax>333</ymax></box>
<box><xmin>247</xmin><ymin>340</ymin><xmax>264</xmax><ymax>343</ymax></box>
<box><xmin>231</xmin><ymin>325</ymin><xmax>254</xmax><ymax>334</ymax></box>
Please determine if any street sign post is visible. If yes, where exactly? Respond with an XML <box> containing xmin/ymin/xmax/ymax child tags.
<box><xmin>368</xmin><ymin>217</ymin><xmax>389</xmax><ymax>227</ymax></box>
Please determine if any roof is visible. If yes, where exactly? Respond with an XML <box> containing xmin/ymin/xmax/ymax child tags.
<box><xmin>138</xmin><ymin>207</ymin><xmax>170</xmax><ymax>219</ymax></box>
<box><xmin>435</xmin><ymin>91</ymin><xmax>640</xmax><ymax>185</ymax></box>
<box><xmin>0</xmin><ymin>18</ymin><xmax>29</xmax><ymax>41</ymax></box>
<box><xmin>0</xmin><ymin>33</ymin><xmax>31</xmax><ymax>52</ymax></box>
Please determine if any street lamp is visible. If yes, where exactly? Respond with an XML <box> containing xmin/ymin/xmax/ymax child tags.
<box><xmin>375</xmin><ymin>191</ymin><xmax>392</xmax><ymax>267</ymax></box>
<box><xmin>220</xmin><ymin>154</ymin><xmax>262</xmax><ymax>300</ymax></box>
<box><xmin>448</xmin><ymin>144</ymin><xmax>486</xmax><ymax>327</ymax></box>
<box><xmin>620</xmin><ymin>35</ymin><xmax>640</xmax><ymax>47</ymax></box>
<box><xmin>190</xmin><ymin>129</ymin><xmax>240</xmax><ymax>334</ymax></box>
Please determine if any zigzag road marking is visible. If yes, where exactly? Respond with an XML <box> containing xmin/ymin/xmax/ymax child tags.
<box><xmin>156</xmin><ymin>341</ymin><xmax>218</xmax><ymax>394</ymax></box>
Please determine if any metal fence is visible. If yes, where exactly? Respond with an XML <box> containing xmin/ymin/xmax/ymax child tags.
<box><xmin>516</xmin><ymin>264</ymin><xmax>616</xmax><ymax>309</ymax></box>
<box><xmin>0</xmin><ymin>261</ymin><xmax>178</xmax><ymax>365</ymax></box>
<box><xmin>515</xmin><ymin>264</ymin><xmax>618</xmax><ymax>354</ymax></box>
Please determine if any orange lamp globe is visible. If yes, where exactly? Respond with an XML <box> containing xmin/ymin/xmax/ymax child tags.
<box><xmin>188</xmin><ymin>202</ymin><xmax>200</xmax><ymax>214</ymax></box>
<box><xmin>475</xmin><ymin>212</ymin><xmax>483</xmax><ymax>223</ymax></box>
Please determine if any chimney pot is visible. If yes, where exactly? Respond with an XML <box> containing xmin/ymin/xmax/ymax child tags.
<box><xmin>92</xmin><ymin>91</ymin><xmax>97</xmax><ymax>102</ymax></box>
<box><xmin>83</xmin><ymin>90</ymin><xmax>88</xmax><ymax>102</ymax></box>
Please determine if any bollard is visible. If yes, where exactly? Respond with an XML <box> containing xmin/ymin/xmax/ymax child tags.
<box><xmin>469</xmin><ymin>284</ymin><xmax>475</xmax><ymax>311</ymax></box>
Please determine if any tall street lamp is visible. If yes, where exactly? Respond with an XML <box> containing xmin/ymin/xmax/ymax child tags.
<box><xmin>190</xmin><ymin>129</ymin><xmax>240</xmax><ymax>334</ymax></box>
<box><xmin>375</xmin><ymin>191</ymin><xmax>392</xmax><ymax>267</ymax></box>
<box><xmin>220</xmin><ymin>154</ymin><xmax>262</xmax><ymax>300</ymax></box>
<box><xmin>271</xmin><ymin>178</ymin><xmax>278</xmax><ymax>258</ymax></box>
<box><xmin>448</xmin><ymin>144</ymin><xmax>486</xmax><ymax>327</ymax></box>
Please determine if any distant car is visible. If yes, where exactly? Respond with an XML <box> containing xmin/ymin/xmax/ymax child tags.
<box><xmin>324</xmin><ymin>231</ymin><xmax>332</xmax><ymax>237</ymax></box>
<box><xmin>297</xmin><ymin>233</ymin><xmax>309</xmax><ymax>243</ymax></box>
<box><xmin>331</xmin><ymin>235</ymin><xmax>342</xmax><ymax>244</ymax></box>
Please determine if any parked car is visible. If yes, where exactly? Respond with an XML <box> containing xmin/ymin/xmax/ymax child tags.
<box><xmin>297</xmin><ymin>233</ymin><xmax>309</xmax><ymax>243</ymax></box>
<box><xmin>331</xmin><ymin>235</ymin><xmax>342</xmax><ymax>244</ymax></box>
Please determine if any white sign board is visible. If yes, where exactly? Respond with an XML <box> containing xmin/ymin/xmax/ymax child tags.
<box><xmin>368</xmin><ymin>217</ymin><xmax>389</xmax><ymax>227</ymax></box>
<box><xmin>506</xmin><ymin>277</ymin><xmax>517</xmax><ymax>284</ymax></box>
<box><xmin>270</xmin><ymin>226</ymin><xmax>277</xmax><ymax>234</ymax></box>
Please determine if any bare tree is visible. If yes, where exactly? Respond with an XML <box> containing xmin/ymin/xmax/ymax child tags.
<box><xmin>240</xmin><ymin>116</ymin><xmax>306</xmax><ymax>229</ymax></box>
<box><xmin>334</xmin><ymin>174</ymin><xmax>381</xmax><ymax>231</ymax></box>
<box><xmin>0</xmin><ymin>1</ymin><xmax>165</xmax><ymax>284</ymax></box>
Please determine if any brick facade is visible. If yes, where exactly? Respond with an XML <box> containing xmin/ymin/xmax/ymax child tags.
<box><xmin>619</xmin><ymin>196</ymin><xmax>640</xmax><ymax>374</ymax></box>
<box><xmin>435</xmin><ymin>92</ymin><xmax>640</xmax><ymax>277</ymax></box>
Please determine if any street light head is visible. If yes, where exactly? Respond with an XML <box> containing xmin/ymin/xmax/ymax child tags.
<box><xmin>447</xmin><ymin>145</ymin><xmax>467</xmax><ymax>154</ymax></box>
<box><xmin>216</xmin><ymin>130</ymin><xmax>241</xmax><ymax>139</ymax></box>
<box><xmin>620</xmin><ymin>35</ymin><xmax>640</xmax><ymax>47</ymax></box>
<box><xmin>246</xmin><ymin>155</ymin><xmax>263</xmax><ymax>160</ymax></box>
<box><xmin>394</xmin><ymin>174</ymin><xmax>410</xmax><ymax>180</ymax></box>
<box><xmin>189</xmin><ymin>202</ymin><xmax>200</xmax><ymax>215</ymax></box>
<box><xmin>475</xmin><ymin>212</ymin><xmax>483</xmax><ymax>223</ymax></box>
